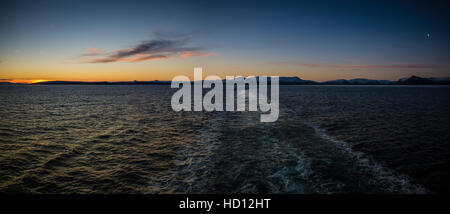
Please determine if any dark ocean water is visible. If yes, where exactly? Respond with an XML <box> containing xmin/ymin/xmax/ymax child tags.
<box><xmin>0</xmin><ymin>85</ymin><xmax>449</xmax><ymax>193</ymax></box>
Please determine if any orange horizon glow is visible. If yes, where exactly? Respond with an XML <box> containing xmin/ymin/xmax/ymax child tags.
<box><xmin>9</xmin><ymin>79</ymin><xmax>51</xmax><ymax>84</ymax></box>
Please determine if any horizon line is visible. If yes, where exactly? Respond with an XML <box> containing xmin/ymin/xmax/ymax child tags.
<box><xmin>2</xmin><ymin>75</ymin><xmax>450</xmax><ymax>85</ymax></box>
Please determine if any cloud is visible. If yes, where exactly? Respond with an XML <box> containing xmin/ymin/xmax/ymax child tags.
<box><xmin>89</xmin><ymin>53</ymin><xmax>168</xmax><ymax>63</ymax></box>
<box><xmin>264</xmin><ymin>61</ymin><xmax>437</xmax><ymax>69</ymax></box>
<box><xmin>80</xmin><ymin>47</ymin><xmax>106</xmax><ymax>57</ymax></box>
<box><xmin>180</xmin><ymin>51</ymin><xmax>216</xmax><ymax>58</ymax></box>
<box><xmin>80</xmin><ymin>38</ymin><xmax>213</xmax><ymax>63</ymax></box>
<box><xmin>87</xmin><ymin>47</ymin><xmax>105</xmax><ymax>55</ymax></box>
<box><xmin>112</xmin><ymin>39</ymin><xmax>194</xmax><ymax>58</ymax></box>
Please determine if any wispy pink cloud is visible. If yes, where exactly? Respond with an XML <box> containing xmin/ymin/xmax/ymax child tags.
<box><xmin>79</xmin><ymin>38</ymin><xmax>214</xmax><ymax>63</ymax></box>
<box><xmin>180</xmin><ymin>51</ymin><xmax>216</xmax><ymax>59</ymax></box>
<box><xmin>88</xmin><ymin>53</ymin><xmax>168</xmax><ymax>63</ymax></box>
<box><xmin>80</xmin><ymin>47</ymin><xmax>106</xmax><ymax>57</ymax></box>
<box><xmin>87</xmin><ymin>47</ymin><xmax>106</xmax><ymax>54</ymax></box>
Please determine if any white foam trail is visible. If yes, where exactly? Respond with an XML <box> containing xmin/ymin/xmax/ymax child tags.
<box><xmin>284</xmin><ymin>106</ymin><xmax>428</xmax><ymax>194</ymax></box>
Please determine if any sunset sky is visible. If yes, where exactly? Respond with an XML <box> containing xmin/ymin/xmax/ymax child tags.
<box><xmin>1</xmin><ymin>0</ymin><xmax>449</xmax><ymax>83</ymax></box>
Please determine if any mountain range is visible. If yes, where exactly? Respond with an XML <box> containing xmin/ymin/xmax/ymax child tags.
<box><xmin>1</xmin><ymin>75</ymin><xmax>449</xmax><ymax>85</ymax></box>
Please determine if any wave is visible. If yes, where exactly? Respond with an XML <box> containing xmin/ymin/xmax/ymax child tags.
<box><xmin>283</xmin><ymin>105</ymin><xmax>428</xmax><ymax>193</ymax></box>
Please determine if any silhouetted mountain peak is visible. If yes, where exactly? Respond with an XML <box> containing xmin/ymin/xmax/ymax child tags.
<box><xmin>397</xmin><ymin>75</ymin><xmax>450</xmax><ymax>85</ymax></box>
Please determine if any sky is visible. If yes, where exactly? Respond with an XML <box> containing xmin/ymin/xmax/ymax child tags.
<box><xmin>1</xmin><ymin>0</ymin><xmax>449</xmax><ymax>82</ymax></box>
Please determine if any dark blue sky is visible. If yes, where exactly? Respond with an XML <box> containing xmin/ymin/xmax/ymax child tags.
<box><xmin>1</xmin><ymin>0</ymin><xmax>449</xmax><ymax>81</ymax></box>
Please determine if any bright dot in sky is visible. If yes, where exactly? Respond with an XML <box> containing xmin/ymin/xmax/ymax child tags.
<box><xmin>427</xmin><ymin>33</ymin><xmax>430</xmax><ymax>39</ymax></box>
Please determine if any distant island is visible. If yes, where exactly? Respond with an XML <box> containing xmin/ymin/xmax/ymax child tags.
<box><xmin>1</xmin><ymin>75</ymin><xmax>449</xmax><ymax>85</ymax></box>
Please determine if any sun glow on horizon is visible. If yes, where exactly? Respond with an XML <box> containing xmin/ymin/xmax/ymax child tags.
<box><xmin>31</xmin><ymin>79</ymin><xmax>51</xmax><ymax>83</ymax></box>
<box><xmin>9</xmin><ymin>79</ymin><xmax>51</xmax><ymax>84</ymax></box>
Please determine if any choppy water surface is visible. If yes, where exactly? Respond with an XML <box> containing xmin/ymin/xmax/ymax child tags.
<box><xmin>0</xmin><ymin>85</ymin><xmax>449</xmax><ymax>193</ymax></box>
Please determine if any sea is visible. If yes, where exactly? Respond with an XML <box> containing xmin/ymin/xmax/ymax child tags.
<box><xmin>0</xmin><ymin>85</ymin><xmax>449</xmax><ymax>193</ymax></box>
